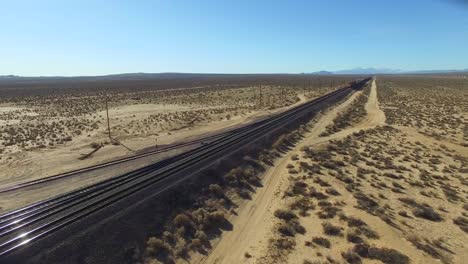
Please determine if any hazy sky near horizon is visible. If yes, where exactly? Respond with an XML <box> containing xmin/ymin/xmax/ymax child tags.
<box><xmin>1</xmin><ymin>0</ymin><xmax>467</xmax><ymax>76</ymax></box>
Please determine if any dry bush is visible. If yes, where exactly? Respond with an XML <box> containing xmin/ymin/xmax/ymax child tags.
<box><xmin>278</xmin><ymin>219</ymin><xmax>306</xmax><ymax>237</ymax></box>
<box><xmin>146</xmin><ymin>237</ymin><xmax>171</xmax><ymax>257</ymax></box>
<box><xmin>322</xmin><ymin>222</ymin><xmax>342</xmax><ymax>236</ymax></box>
<box><xmin>311</xmin><ymin>236</ymin><xmax>331</xmax><ymax>248</ymax></box>
<box><xmin>274</xmin><ymin>237</ymin><xmax>296</xmax><ymax>250</ymax></box>
<box><xmin>453</xmin><ymin>216</ymin><xmax>468</xmax><ymax>233</ymax></box>
<box><xmin>412</xmin><ymin>206</ymin><xmax>443</xmax><ymax>222</ymax></box>
<box><xmin>274</xmin><ymin>209</ymin><xmax>298</xmax><ymax>221</ymax></box>
<box><xmin>407</xmin><ymin>236</ymin><xmax>450</xmax><ymax>264</ymax></box>
<box><xmin>341</xmin><ymin>250</ymin><xmax>362</xmax><ymax>264</ymax></box>
<box><xmin>399</xmin><ymin>197</ymin><xmax>443</xmax><ymax>221</ymax></box>
<box><xmin>346</xmin><ymin>230</ymin><xmax>363</xmax><ymax>244</ymax></box>
<box><xmin>353</xmin><ymin>243</ymin><xmax>410</xmax><ymax>264</ymax></box>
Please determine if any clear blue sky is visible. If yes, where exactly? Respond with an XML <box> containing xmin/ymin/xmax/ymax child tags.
<box><xmin>1</xmin><ymin>0</ymin><xmax>467</xmax><ymax>76</ymax></box>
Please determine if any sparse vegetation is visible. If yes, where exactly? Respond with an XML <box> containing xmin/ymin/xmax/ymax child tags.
<box><xmin>311</xmin><ymin>236</ymin><xmax>331</xmax><ymax>248</ymax></box>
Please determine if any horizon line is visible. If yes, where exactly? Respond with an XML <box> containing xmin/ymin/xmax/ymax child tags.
<box><xmin>2</xmin><ymin>68</ymin><xmax>468</xmax><ymax>78</ymax></box>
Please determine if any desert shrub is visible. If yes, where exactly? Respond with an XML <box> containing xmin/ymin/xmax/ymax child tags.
<box><xmin>398</xmin><ymin>197</ymin><xmax>419</xmax><ymax>207</ymax></box>
<box><xmin>237</xmin><ymin>189</ymin><xmax>251</xmax><ymax>199</ymax></box>
<box><xmin>146</xmin><ymin>237</ymin><xmax>171</xmax><ymax>256</ymax></box>
<box><xmin>299</xmin><ymin>161</ymin><xmax>321</xmax><ymax>173</ymax></box>
<box><xmin>398</xmin><ymin>210</ymin><xmax>409</xmax><ymax>217</ymax></box>
<box><xmin>347</xmin><ymin>217</ymin><xmax>366</xmax><ymax>227</ymax></box>
<box><xmin>453</xmin><ymin>216</ymin><xmax>468</xmax><ymax>233</ymax></box>
<box><xmin>412</xmin><ymin>206</ymin><xmax>443</xmax><ymax>222</ymax></box>
<box><xmin>278</xmin><ymin>219</ymin><xmax>306</xmax><ymax>236</ymax></box>
<box><xmin>208</xmin><ymin>184</ymin><xmax>224</xmax><ymax>197</ymax></box>
<box><xmin>399</xmin><ymin>197</ymin><xmax>443</xmax><ymax>221</ymax></box>
<box><xmin>357</xmin><ymin>225</ymin><xmax>379</xmax><ymax>239</ymax></box>
<box><xmin>407</xmin><ymin>236</ymin><xmax>447</xmax><ymax>262</ymax></box>
<box><xmin>311</xmin><ymin>236</ymin><xmax>331</xmax><ymax>248</ymax></box>
<box><xmin>441</xmin><ymin>184</ymin><xmax>461</xmax><ymax>202</ymax></box>
<box><xmin>317</xmin><ymin>205</ymin><xmax>340</xmax><ymax>219</ymax></box>
<box><xmin>309</xmin><ymin>188</ymin><xmax>329</xmax><ymax>200</ymax></box>
<box><xmin>173</xmin><ymin>213</ymin><xmax>193</xmax><ymax>227</ymax></box>
<box><xmin>278</xmin><ymin>223</ymin><xmax>295</xmax><ymax>236</ymax></box>
<box><xmin>353</xmin><ymin>244</ymin><xmax>409</xmax><ymax>264</ymax></box>
<box><xmin>274</xmin><ymin>237</ymin><xmax>296</xmax><ymax>250</ymax></box>
<box><xmin>207</xmin><ymin>211</ymin><xmax>225</xmax><ymax>225</ymax></box>
<box><xmin>341</xmin><ymin>250</ymin><xmax>362</xmax><ymax>264</ymax></box>
<box><xmin>194</xmin><ymin>230</ymin><xmax>208</xmax><ymax>242</ymax></box>
<box><xmin>190</xmin><ymin>238</ymin><xmax>203</xmax><ymax>250</ymax></box>
<box><xmin>354</xmin><ymin>192</ymin><xmax>379</xmax><ymax>213</ymax></box>
<box><xmin>347</xmin><ymin>231</ymin><xmax>363</xmax><ymax>244</ymax></box>
<box><xmin>286</xmin><ymin>180</ymin><xmax>309</xmax><ymax>196</ymax></box>
<box><xmin>463</xmin><ymin>203</ymin><xmax>468</xmax><ymax>211</ymax></box>
<box><xmin>314</xmin><ymin>177</ymin><xmax>331</xmax><ymax>187</ymax></box>
<box><xmin>274</xmin><ymin>209</ymin><xmax>297</xmax><ymax>221</ymax></box>
<box><xmin>326</xmin><ymin>187</ymin><xmax>340</xmax><ymax>196</ymax></box>
<box><xmin>322</xmin><ymin>222</ymin><xmax>342</xmax><ymax>236</ymax></box>
<box><xmin>290</xmin><ymin>197</ymin><xmax>315</xmax><ymax>216</ymax></box>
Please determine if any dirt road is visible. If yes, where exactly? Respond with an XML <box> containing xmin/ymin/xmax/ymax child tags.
<box><xmin>197</xmin><ymin>80</ymin><xmax>385</xmax><ymax>264</ymax></box>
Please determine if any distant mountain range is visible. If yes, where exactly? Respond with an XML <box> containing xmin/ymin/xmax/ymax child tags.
<box><xmin>308</xmin><ymin>67</ymin><xmax>468</xmax><ymax>75</ymax></box>
<box><xmin>1</xmin><ymin>68</ymin><xmax>468</xmax><ymax>80</ymax></box>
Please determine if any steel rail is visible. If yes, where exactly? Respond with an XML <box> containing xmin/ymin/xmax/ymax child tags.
<box><xmin>0</xmin><ymin>121</ymin><xmax>265</xmax><ymax>193</ymax></box>
<box><xmin>0</xmin><ymin>79</ymin><xmax>369</xmax><ymax>257</ymax></box>
<box><xmin>0</xmin><ymin>84</ymin><xmax>349</xmax><ymax>225</ymax></box>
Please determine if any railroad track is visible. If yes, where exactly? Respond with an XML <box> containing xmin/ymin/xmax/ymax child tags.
<box><xmin>0</xmin><ymin>120</ymin><xmax>268</xmax><ymax>193</ymax></box>
<box><xmin>0</xmin><ymin>78</ymin><xmax>370</xmax><ymax>260</ymax></box>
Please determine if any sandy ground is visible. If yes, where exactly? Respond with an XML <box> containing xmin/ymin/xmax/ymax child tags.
<box><xmin>196</xmin><ymin>79</ymin><xmax>467</xmax><ymax>264</ymax></box>
<box><xmin>196</xmin><ymin>81</ymin><xmax>371</xmax><ymax>264</ymax></box>
<box><xmin>0</xmin><ymin>94</ymin><xmax>308</xmax><ymax>187</ymax></box>
<box><xmin>0</xmin><ymin>91</ymin><xmax>316</xmax><ymax>213</ymax></box>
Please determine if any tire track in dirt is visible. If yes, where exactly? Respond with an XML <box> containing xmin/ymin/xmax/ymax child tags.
<box><xmin>195</xmin><ymin>83</ymin><xmax>375</xmax><ymax>264</ymax></box>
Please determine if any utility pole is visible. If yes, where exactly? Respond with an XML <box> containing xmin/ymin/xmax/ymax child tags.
<box><xmin>252</xmin><ymin>88</ymin><xmax>257</xmax><ymax>105</ymax></box>
<box><xmin>259</xmin><ymin>84</ymin><xmax>263</xmax><ymax>107</ymax></box>
<box><xmin>282</xmin><ymin>87</ymin><xmax>286</xmax><ymax>102</ymax></box>
<box><xmin>105</xmin><ymin>92</ymin><xmax>111</xmax><ymax>139</ymax></box>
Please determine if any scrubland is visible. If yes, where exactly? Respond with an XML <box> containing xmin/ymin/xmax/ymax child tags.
<box><xmin>184</xmin><ymin>76</ymin><xmax>467</xmax><ymax>264</ymax></box>
<box><xmin>0</xmin><ymin>75</ymin><xmax>352</xmax><ymax>186</ymax></box>
<box><xmin>377</xmin><ymin>75</ymin><xmax>467</xmax><ymax>146</ymax></box>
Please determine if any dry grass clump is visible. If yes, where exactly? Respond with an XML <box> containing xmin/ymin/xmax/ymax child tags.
<box><xmin>341</xmin><ymin>250</ymin><xmax>362</xmax><ymax>264</ymax></box>
<box><xmin>352</xmin><ymin>243</ymin><xmax>410</xmax><ymax>264</ymax></box>
<box><xmin>275</xmin><ymin>208</ymin><xmax>306</xmax><ymax>237</ymax></box>
<box><xmin>398</xmin><ymin>197</ymin><xmax>443</xmax><ymax>221</ymax></box>
<box><xmin>146</xmin><ymin>237</ymin><xmax>172</xmax><ymax>258</ymax></box>
<box><xmin>273</xmin><ymin>237</ymin><xmax>296</xmax><ymax>250</ymax></box>
<box><xmin>316</xmin><ymin>202</ymin><xmax>341</xmax><ymax>219</ymax></box>
<box><xmin>322</xmin><ymin>222</ymin><xmax>342</xmax><ymax>236</ymax></box>
<box><xmin>290</xmin><ymin>197</ymin><xmax>316</xmax><ymax>216</ymax></box>
<box><xmin>278</xmin><ymin>219</ymin><xmax>306</xmax><ymax>237</ymax></box>
<box><xmin>407</xmin><ymin>236</ymin><xmax>452</xmax><ymax>264</ymax></box>
<box><xmin>311</xmin><ymin>236</ymin><xmax>331</xmax><ymax>248</ymax></box>
<box><xmin>453</xmin><ymin>216</ymin><xmax>468</xmax><ymax>233</ymax></box>
<box><xmin>346</xmin><ymin>230</ymin><xmax>363</xmax><ymax>244</ymax></box>
<box><xmin>274</xmin><ymin>209</ymin><xmax>298</xmax><ymax>221</ymax></box>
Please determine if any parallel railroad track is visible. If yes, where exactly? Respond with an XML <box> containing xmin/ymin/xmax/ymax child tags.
<box><xmin>0</xmin><ymin>78</ymin><xmax>370</xmax><ymax>259</ymax></box>
<box><xmin>0</xmin><ymin>121</ymin><xmax>266</xmax><ymax>193</ymax></box>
